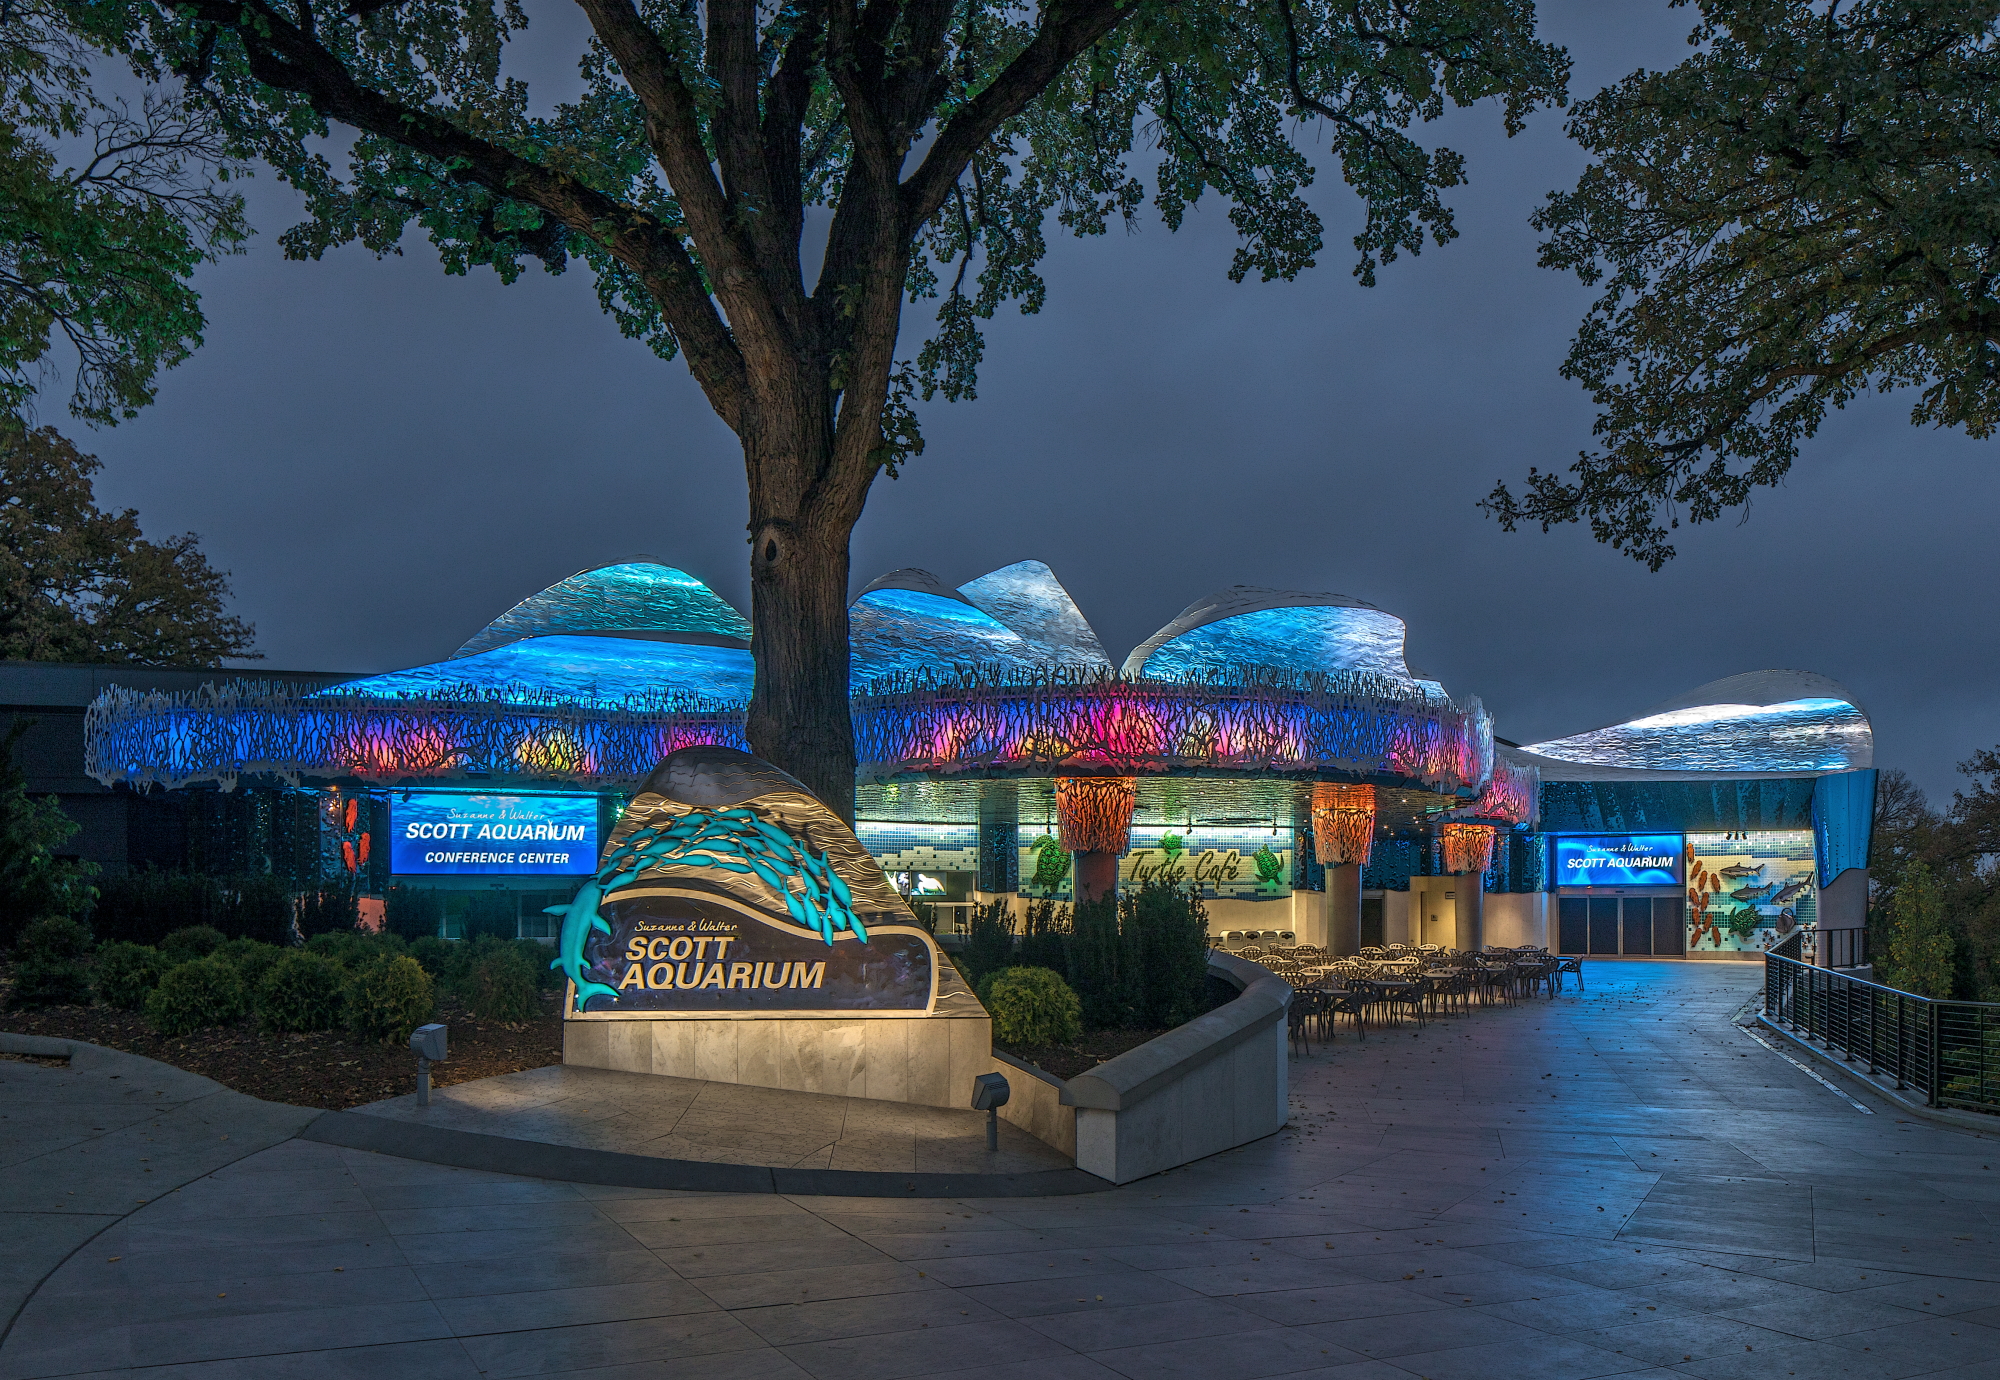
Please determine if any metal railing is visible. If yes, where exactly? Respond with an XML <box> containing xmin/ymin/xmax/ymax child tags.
<box><xmin>1763</xmin><ymin>953</ymin><xmax>2000</xmax><ymax>1113</ymax></box>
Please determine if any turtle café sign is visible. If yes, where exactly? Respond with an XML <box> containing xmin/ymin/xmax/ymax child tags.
<box><xmin>548</xmin><ymin>746</ymin><xmax>940</xmax><ymax>1018</ymax></box>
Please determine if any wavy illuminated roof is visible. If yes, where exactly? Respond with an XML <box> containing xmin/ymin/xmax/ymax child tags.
<box><xmin>324</xmin><ymin>634</ymin><xmax>754</xmax><ymax>709</ymax></box>
<box><xmin>956</xmin><ymin>560</ymin><xmax>1113</xmax><ymax>672</ymax></box>
<box><xmin>1520</xmin><ymin>670</ymin><xmax>1872</xmax><ymax>777</ymax></box>
<box><xmin>452</xmin><ymin>560</ymin><xmax>751</xmax><ymax>659</ymax></box>
<box><xmin>849</xmin><ymin>570</ymin><xmax>1057</xmax><ymax>688</ymax></box>
<box><xmin>1121</xmin><ymin>586</ymin><xmax>1420</xmax><ymax>685</ymax></box>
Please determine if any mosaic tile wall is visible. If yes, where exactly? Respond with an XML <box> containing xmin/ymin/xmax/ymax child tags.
<box><xmin>854</xmin><ymin>822</ymin><xmax>979</xmax><ymax>885</ymax></box>
<box><xmin>1685</xmin><ymin>830</ymin><xmax>1817</xmax><ymax>954</ymax></box>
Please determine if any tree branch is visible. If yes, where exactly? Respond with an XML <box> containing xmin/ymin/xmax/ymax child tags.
<box><xmin>900</xmin><ymin>0</ymin><xmax>1132</xmax><ymax>227</ymax></box>
<box><xmin>183</xmin><ymin>0</ymin><xmax>750</xmax><ymax>427</ymax></box>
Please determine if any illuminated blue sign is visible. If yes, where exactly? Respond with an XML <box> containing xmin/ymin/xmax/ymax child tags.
<box><xmin>1552</xmin><ymin>833</ymin><xmax>1684</xmax><ymax>887</ymax></box>
<box><xmin>390</xmin><ymin>792</ymin><xmax>599</xmax><ymax>876</ymax></box>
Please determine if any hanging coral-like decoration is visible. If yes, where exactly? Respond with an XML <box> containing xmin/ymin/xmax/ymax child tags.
<box><xmin>1056</xmin><ymin>777</ymin><xmax>1137</xmax><ymax>855</ymax></box>
<box><xmin>1311</xmin><ymin>783</ymin><xmax>1376</xmax><ymax>866</ymax></box>
<box><xmin>1439</xmin><ymin>822</ymin><xmax>1497</xmax><ymax>876</ymax></box>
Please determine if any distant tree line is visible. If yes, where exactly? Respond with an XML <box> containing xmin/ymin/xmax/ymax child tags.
<box><xmin>1870</xmin><ymin>758</ymin><xmax>2000</xmax><ymax>1001</ymax></box>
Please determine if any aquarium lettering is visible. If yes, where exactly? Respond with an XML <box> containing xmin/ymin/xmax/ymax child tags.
<box><xmin>615</xmin><ymin>959</ymin><xmax>825</xmax><ymax>991</ymax></box>
<box><xmin>402</xmin><ymin>820</ymin><xmax>590</xmax><ymax>841</ymax></box>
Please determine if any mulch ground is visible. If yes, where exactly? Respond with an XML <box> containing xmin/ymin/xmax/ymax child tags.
<box><xmin>995</xmin><ymin>1028</ymin><xmax>1170</xmax><ymax>1081</ymax></box>
<box><xmin>1</xmin><ymin>987</ymin><xmax>566</xmax><ymax>1111</ymax></box>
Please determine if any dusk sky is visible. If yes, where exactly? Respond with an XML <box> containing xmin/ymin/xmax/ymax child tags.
<box><xmin>70</xmin><ymin>1</ymin><xmax>1994</xmax><ymax>804</ymax></box>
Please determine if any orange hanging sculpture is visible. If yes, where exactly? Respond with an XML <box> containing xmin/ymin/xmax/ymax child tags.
<box><xmin>1311</xmin><ymin>783</ymin><xmax>1376</xmax><ymax>867</ymax></box>
<box><xmin>1439</xmin><ymin>821</ymin><xmax>1497</xmax><ymax>876</ymax></box>
<box><xmin>1055</xmin><ymin>776</ymin><xmax>1138</xmax><ymax>855</ymax></box>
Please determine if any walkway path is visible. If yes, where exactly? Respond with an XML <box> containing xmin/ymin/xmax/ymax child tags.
<box><xmin>349</xmin><ymin>1062</ymin><xmax>1071</xmax><ymax>1173</ymax></box>
<box><xmin>6</xmin><ymin>961</ymin><xmax>2000</xmax><ymax>1380</ymax></box>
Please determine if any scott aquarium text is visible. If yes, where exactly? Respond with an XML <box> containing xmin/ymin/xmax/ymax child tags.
<box><xmin>389</xmin><ymin>792</ymin><xmax>599</xmax><ymax>876</ymax></box>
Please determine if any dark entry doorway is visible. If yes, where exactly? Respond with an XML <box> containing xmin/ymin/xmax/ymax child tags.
<box><xmin>1559</xmin><ymin>896</ymin><xmax>1685</xmax><ymax>956</ymax></box>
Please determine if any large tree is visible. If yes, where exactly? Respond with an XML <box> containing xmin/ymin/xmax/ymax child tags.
<box><xmin>1484</xmin><ymin>0</ymin><xmax>2000</xmax><ymax>569</ymax></box>
<box><xmin>0</xmin><ymin>0</ymin><xmax>247</xmax><ymax>421</ymax></box>
<box><xmin>97</xmin><ymin>0</ymin><xmax>1566</xmax><ymax>816</ymax></box>
<box><xmin>0</xmin><ymin>419</ymin><xmax>258</xmax><ymax>663</ymax></box>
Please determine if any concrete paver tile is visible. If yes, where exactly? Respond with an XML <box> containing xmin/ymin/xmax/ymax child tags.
<box><xmin>1224</xmin><ymin>1281</ymin><xmax>1453</xmax><ymax>1326</ymax></box>
<box><xmin>779</xmin><ymin>1318</ymin><xmax>1075</xmax><ymax>1380</ymax></box>
<box><xmin>1300</xmin><ymin>1304</ymin><xmax>1544</xmax><ymax>1358</ymax></box>
<box><xmin>735</xmin><ymin>1289</ymin><xmax>1003</xmax><ymax>1345</ymax></box>
<box><xmin>1021</xmin><ymin>1296</ymin><xmax>1275</xmax><ymax>1351</ymax></box>
<box><xmin>436</xmin><ymin>1278</ymin><xmax>719</xmax><ymax>1334</ymax></box>
<box><xmin>1350</xmin><ymin>1336</ymin><xmax>1645</xmax><ymax>1380</ymax></box>
<box><xmin>954</xmin><ymin>1271</ymin><xmax>1201</xmax><ymax>1320</ymax></box>
<box><xmin>415</xmin><ymin>1248</ymin><xmax>681</xmax><ymax>1300</ymax></box>
<box><xmin>454</xmin><ymin>1310</ymin><xmax>768</xmax><ymax>1378</ymax></box>
<box><xmin>690</xmin><ymin>1261</ymin><xmax>944</xmax><ymax>1311</ymax></box>
<box><xmin>1080</xmin><ymin>1327</ymin><xmax>1367</xmax><ymax>1380</ymax></box>
<box><xmin>1821</xmin><ymin>1316</ymin><xmax>2000</xmax><ymax>1370</ymax></box>
<box><xmin>656</xmin><ymin>1235</ymin><xmax>894</xmax><ymax>1279</ymax></box>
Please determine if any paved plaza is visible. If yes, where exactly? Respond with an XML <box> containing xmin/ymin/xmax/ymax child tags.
<box><xmin>6</xmin><ymin>960</ymin><xmax>2000</xmax><ymax>1380</ymax></box>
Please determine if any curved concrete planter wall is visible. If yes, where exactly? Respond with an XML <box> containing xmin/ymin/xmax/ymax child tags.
<box><xmin>993</xmin><ymin>951</ymin><xmax>1291</xmax><ymax>1184</ymax></box>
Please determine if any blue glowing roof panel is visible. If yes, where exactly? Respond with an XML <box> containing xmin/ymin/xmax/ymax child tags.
<box><xmin>454</xmin><ymin>562</ymin><xmax>751</xmax><ymax>659</ymax></box>
<box><xmin>850</xmin><ymin>587</ymin><xmax>1053</xmax><ymax>688</ymax></box>
<box><xmin>324</xmin><ymin>634</ymin><xmax>754</xmax><ymax>709</ymax></box>
<box><xmin>956</xmin><ymin>560</ymin><xmax>1112</xmax><ymax>671</ymax></box>
<box><xmin>1522</xmin><ymin>698</ymin><xmax>1872</xmax><ymax>774</ymax></box>
<box><xmin>1136</xmin><ymin>605</ymin><xmax>1411</xmax><ymax>682</ymax></box>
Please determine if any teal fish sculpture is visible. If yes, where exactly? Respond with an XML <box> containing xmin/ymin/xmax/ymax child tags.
<box><xmin>548</xmin><ymin>801</ymin><xmax>871</xmax><ymax>1012</ymax></box>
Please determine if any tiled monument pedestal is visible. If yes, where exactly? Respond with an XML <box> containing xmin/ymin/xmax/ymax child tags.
<box><xmin>563</xmin><ymin>962</ymin><xmax>996</xmax><ymax>1112</ymax></box>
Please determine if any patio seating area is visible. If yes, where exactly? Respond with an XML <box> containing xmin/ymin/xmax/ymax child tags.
<box><xmin>1228</xmin><ymin>943</ymin><xmax>1580</xmax><ymax>1053</ymax></box>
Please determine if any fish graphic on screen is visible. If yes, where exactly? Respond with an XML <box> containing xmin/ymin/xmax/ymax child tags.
<box><xmin>1717</xmin><ymin>864</ymin><xmax>1765</xmax><ymax>880</ymax></box>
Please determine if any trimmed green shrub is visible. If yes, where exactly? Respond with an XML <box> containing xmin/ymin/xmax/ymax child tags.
<box><xmin>306</xmin><ymin>929</ymin><xmax>406</xmax><ymax>968</ymax></box>
<box><xmin>981</xmin><ymin>966</ymin><xmax>1082</xmax><ymax>1046</ymax></box>
<box><xmin>95</xmin><ymin>941</ymin><xmax>168</xmax><ymax>1010</ymax></box>
<box><xmin>343</xmin><ymin>955</ymin><xmax>434</xmax><ymax>1044</ymax></box>
<box><xmin>214</xmin><ymin>937</ymin><xmax>284</xmax><ymax>990</ymax></box>
<box><xmin>9</xmin><ymin>916</ymin><xmax>95</xmax><ymax>1009</ymax></box>
<box><xmin>1066</xmin><ymin>894</ymin><xmax>1131</xmax><ymax>1029</ymax></box>
<box><xmin>144</xmin><ymin>957</ymin><xmax>249</xmax><ymax>1036</ymax></box>
<box><xmin>407</xmin><ymin>935</ymin><xmax>455</xmax><ymax>980</ymax></box>
<box><xmin>257</xmin><ymin>952</ymin><xmax>348</xmax><ymax>1033</ymax></box>
<box><xmin>17</xmin><ymin>915</ymin><xmax>91</xmax><ymax>962</ymax></box>
<box><xmin>463</xmin><ymin>943</ymin><xmax>539</xmax><ymax>1022</ymax></box>
<box><xmin>12</xmin><ymin>958</ymin><xmax>93</xmax><ymax>1007</ymax></box>
<box><xmin>160</xmin><ymin>925</ymin><xmax>225</xmax><ymax>965</ymax></box>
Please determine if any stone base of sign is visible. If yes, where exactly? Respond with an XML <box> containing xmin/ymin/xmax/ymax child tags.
<box><xmin>563</xmin><ymin>1006</ymin><xmax>994</xmax><ymax>1112</ymax></box>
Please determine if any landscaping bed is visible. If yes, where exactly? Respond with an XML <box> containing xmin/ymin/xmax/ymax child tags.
<box><xmin>2</xmin><ymin>973</ymin><xmax>564</xmax><ymax>1110</ymax></box>
<box><xmin>994</xmin><ymin>1028</ymin><xmax>1170</xmax><ymax>1081</ymax></box>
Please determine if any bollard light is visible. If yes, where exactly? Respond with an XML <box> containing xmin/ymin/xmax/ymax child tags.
<box><xmin>409</xmin><ymin>1023</ymin><xmax>447</xmax><ymax>1105</ymax></box>
<box><xmin>970</xmin><ymin>1072</ymin><xmax>1010</xmax><ymax>1152</ymax></box>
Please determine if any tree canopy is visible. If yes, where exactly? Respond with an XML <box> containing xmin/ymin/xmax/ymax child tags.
<box><xmin>0</xmin><ymin>0</ymin><xmax>247</xmax><ymax>421</ymax></box>
<box><xmin>0</xmin><ymin>419</ymin><xmax>258</xmax><ymax>664</ymax></box>
<box><xmin>90</xmin><ymin>0</ymin><xmax>1568</xmax><ymax>812</ymax></box>
<box><xmin>1484</xmin><ymin>0</ymin><xmax>2000</xmax><ymax>568</ymax></box>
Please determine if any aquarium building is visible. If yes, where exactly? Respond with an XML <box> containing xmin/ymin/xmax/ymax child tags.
<box><xmin>76</xmin><ymin>559</ymin><xmax>1875</xmax><ymax>961</ymax></box>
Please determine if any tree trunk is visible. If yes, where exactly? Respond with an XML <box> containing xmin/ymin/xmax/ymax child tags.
<box><xmin>745</xmin><ymin>483</ymin><xmax>859</xmax><ymax>825</ymax></box>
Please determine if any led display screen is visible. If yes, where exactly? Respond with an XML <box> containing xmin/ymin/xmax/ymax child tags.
<box><xmin>390</xmin><ymin>792</ymin><xmax>599</xmax><ymax>876</ymax></box>
<box><xmin>1552</xmin><ymin>833</ymin><xmax>1684</xmax><ymax>887</ymax></box>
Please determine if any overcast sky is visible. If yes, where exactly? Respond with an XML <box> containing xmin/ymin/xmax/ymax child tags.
<box><xmin>69</xmin><ymin>1</ymin><xmax>1997</xmax><ymax>805</ymax></box>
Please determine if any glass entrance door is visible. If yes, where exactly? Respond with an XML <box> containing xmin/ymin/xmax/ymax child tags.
<box><xmin>1588</xmin><ymin>898</ymin><xmax>1621</xmax><ymax>953</ymax></box>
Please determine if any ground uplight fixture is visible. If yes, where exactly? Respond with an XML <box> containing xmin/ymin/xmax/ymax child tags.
<box><xmin>410</xmin><ymin>1023</ymin><xmax>447</xmax><ymax>1106</ymax></box>
<box><xmin>970</xmin><ymin>1072</ymin><xmax>1010</xmax><ymax>1151</ymax></box>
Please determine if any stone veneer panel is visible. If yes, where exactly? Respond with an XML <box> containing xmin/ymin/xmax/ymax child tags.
<box><xmin>567</xmin><ymin>1010</ymin><xmax>993</xmax><ymax>1113</ymax></box>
